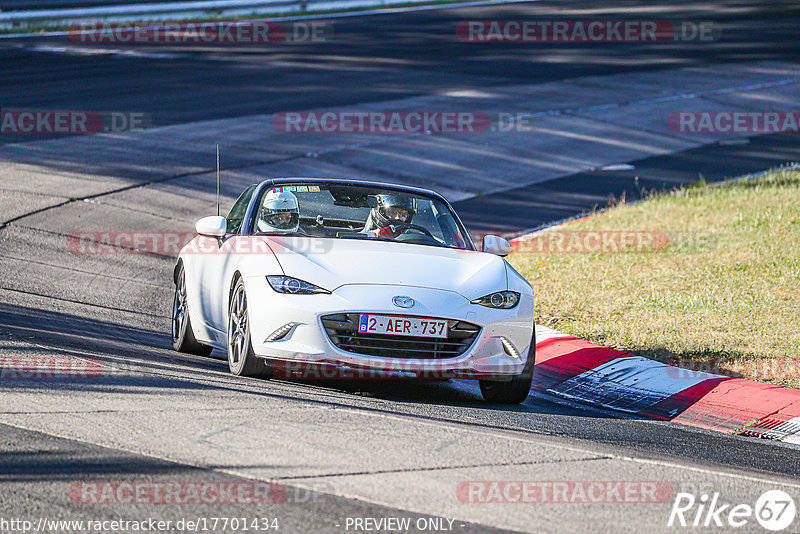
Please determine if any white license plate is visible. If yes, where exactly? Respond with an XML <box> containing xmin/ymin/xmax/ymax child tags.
<box><xmin>358</xmin><ymin>314</ymin><xmax>448</xmax><ymax>339</ymax></box>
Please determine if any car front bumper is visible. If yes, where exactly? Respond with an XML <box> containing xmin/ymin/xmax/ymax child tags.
<box><xmin>243</xmin><ymin>277</ymin><xmax>534</xmax><ymax>378</ymax></box>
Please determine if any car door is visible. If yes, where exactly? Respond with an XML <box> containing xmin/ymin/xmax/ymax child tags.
<box><xmin>197</xmin><ymin>185</ymin><xmax>257</xmax><ymax>341</ymax></box>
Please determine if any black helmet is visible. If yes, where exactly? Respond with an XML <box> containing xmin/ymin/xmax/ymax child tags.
<box><xmin>369</xmin><ymin>194</ymin><xmax>417</xmax><ymax>228</ymax></box>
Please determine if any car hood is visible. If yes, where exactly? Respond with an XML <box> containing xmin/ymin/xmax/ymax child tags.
<box><xmin>263</xmin><ymin>236</ymin><xmax>507</xmax><ymax>299</ymax></box>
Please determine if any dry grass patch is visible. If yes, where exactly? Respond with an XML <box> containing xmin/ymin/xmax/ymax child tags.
<box><xmin>509</xmin><ymin>168</ymin><xmax>800</xmax><ymax>388</ymax></box>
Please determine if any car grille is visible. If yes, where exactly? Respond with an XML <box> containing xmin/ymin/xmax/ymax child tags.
<box><xmin>321</xmin><ymin>313</ymin><xmax>480</xmax><ymax>359</ymax></box>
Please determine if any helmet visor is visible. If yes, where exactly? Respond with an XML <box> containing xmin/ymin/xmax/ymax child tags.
<box><xmin>263</xmin><ymin>210</ymin><xmax>299</xmax><ymax>230</ymax></box>
<box><xmin>381</xmin><ymin>206</ymin><xmax>413</xmax><ymax>223</ymax></box>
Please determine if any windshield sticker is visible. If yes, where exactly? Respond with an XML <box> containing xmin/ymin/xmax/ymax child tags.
<box><xmin>272</xmin><ymin>185</ymin><xmax>321</xmax><ymax>193</ymax></box>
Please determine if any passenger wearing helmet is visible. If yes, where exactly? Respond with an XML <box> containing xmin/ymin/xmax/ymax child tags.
<box><xmin>257</xmin><ymin>190</ymin><xmax>300</xmax><ymax>233</ymax></box>
<box><xmin>363</xmin><ymin>194</ymin><xmax>417</xmax><ymax>239</ymax></box>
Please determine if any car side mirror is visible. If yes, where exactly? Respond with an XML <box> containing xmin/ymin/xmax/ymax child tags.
<box><xmin>195</xmin><ymin>216</ymin><xmax>227</xmax><ymax>237</ymax></box>
<box><xmin>483</xmin><ymin>234</ymin><xmax>512</xmax><ymax>256</ymax></box>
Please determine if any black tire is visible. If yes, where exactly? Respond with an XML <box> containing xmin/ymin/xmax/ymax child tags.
<box><xmin>172</xmin><ymin>263</ymin><xmax>213</xmax><ymax>356</ymax></box>
<box><xmin>227</xmin><ymin>277</ymin><xmax>272</xmax><ymax>378</ymax></box>
<box><xmin>479</xmin><ymin>329</ymin><xmax>536</xmax><ymax>404</ymax></box>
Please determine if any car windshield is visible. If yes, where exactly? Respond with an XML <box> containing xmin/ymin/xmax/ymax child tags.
<box><xmin>250</xmin><ymin>183</ymin><xmax>472</xmax><ymax>250</ymax></box>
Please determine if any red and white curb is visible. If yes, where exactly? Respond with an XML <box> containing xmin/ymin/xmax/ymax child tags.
<box><xmin>533</xmin><ymin>325</ymin><xmax>800</xmax><ymax>444</ymax></box>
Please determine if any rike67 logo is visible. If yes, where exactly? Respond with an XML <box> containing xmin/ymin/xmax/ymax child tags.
<box><xmin>668</xmin><ymin>490</ymin><xmax>796</xmax><ymax>531</ymax></box>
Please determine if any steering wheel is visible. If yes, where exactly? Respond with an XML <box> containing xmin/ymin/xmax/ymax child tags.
<box><xmin>392</xmin><ymin>224</ymin><xmax>436</xmax><ymax>239</ymax></box>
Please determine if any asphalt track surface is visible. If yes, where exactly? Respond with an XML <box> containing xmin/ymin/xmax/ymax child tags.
<box><xmin>2</xmin><ymin>1</ymin><xmax>800</xmax><ymax>533</ymax></box>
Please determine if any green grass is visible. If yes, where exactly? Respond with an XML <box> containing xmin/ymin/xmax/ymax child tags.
<box><xmin>508</xmin><ymin>168</ymin><xmax>800</xmax><ymax>389</ymax></box>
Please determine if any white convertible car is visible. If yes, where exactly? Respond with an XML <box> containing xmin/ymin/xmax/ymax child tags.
<box><xmin>172</xmin><ymin>179</ymin><xmax>535</xmax><ymax>403</ymax></box>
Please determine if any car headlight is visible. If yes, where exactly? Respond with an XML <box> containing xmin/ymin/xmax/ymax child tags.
<box><xmin>471</xmin><ymin>291</ymin><xmax>520</xmax><ymax>309</ymax></box>
<box><xmin>267</xmin><ymin>276</ymin><xmax>330</xmax><ymax>295</ymax></box>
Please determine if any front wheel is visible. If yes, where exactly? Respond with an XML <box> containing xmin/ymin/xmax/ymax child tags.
<box><xmin>172</xmin><ymin>264</ymin><xmax>212</xmax><ymax>356</ymax></box>
<box><xmin>227</xmin><ymin>278</ymin><xmax>272</xmax><ymax>378</ymax></box>
<box><xmin>479</xmin><ymin>330</ymin><xmax>535</xmax><ymax>404</ymax></box>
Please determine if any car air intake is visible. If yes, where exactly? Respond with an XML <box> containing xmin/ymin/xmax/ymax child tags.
<box><xmin>321</xmin><ymin>313</ymin><xmax>480</xmax><ymax>359</ymax></box>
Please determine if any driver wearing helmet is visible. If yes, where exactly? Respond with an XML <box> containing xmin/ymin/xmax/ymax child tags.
<box><xmin>362</xmin><ymin>194</ymin><xmax>417</xmax><ymax>239</ymax></box>
<box><xmin>257</xmin><ymin>190</ymin><xmax>300</xmax><ymax>233</ymax></box>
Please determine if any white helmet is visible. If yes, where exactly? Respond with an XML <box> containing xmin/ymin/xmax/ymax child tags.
<box><xmin>258</xmin><ymin>190</ymin><xmax>300</xmax><ymax>233</ymax></box>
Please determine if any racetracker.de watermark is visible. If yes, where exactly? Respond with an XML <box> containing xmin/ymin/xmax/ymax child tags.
<box><xmin>457</xmin><ymin>481</ymin><xmax>674</xmax><ymax>503</ymax></box>
<box><xmin>1</xmin><ymin>109</ymin><xmax>150</xmax><ymax>135</ymax></box>
<box><xmin>0</xmin><ymin>356</ymin><xmax>104</xmax><ymax>380</ymax></box>
<box><xmin>66</xmin><ymin>233</ymin><xmax>334</xmax><ymax>255</ymax></box>
<box><xmin>495</xmin><ymin>230</ymin><xmax>716</xmax><ymax>255</ymax></box>
<box><xmin>456</xmin><ymin>20</ymin><xmax>718</xmax><ymax>42</ymax></box>
<box><xmin>272</xmin><ymin>111</ymin><xmax>491</xmax><ymax>134</ymax></box>
<box><xmin>70</xmin><ymin>481</ymin><xmax>337</xmax><ymax>506</ymax></box>
<box><xmin>668</xmin><ymin>111</ymin><xmax>800</xmax><ymax>134</ymax></box>
<box><xmin>511</xmin><ymin>230</ymin><xmax>671</xmax><ymax>254</ymax></box>
<box><xmin>70</xmin><ymin>482</ymin><xmax>286</xmax><ymax>505</ymax></box>
<box><xmin>271</xmin><ymin>361</ymin><xmax>485</xmax><ymax>381</ymax></box>
<box><xmin>68</xmin><ymin>21</ymin><xmax>331</xmax><ymax>44</ymax></box>
<box><xmin>665</xmin><ymin>356</ymin><xmax>800</xmax><ymax>383</ymax></box>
